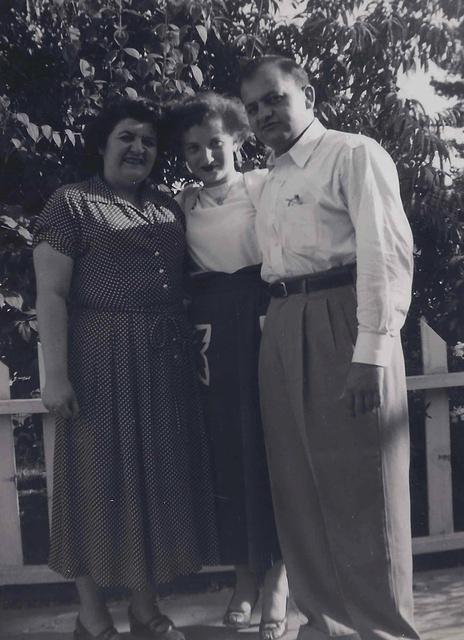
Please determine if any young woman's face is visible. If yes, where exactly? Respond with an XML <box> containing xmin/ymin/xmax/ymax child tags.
<box><xmin>100</xmin><ymin>118</ymin><xmax>158</xmax><ymax>191</ymax></box>
<box><xmin>182</xmin><ymin>117</ymin><xmax>238</xmax><ymax>187</ymax></box>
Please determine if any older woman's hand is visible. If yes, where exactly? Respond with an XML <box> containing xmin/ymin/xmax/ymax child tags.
<box><xmin>42</xmin><ymin>378</ymin><xmax>80</xmax><ymax>419</ymax></box>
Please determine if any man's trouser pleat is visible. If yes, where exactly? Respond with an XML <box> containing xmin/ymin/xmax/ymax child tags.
<box><xmin>259</xmin><ymin>285</ymin><xmax>420</xmax><ymax>640</ymax></box>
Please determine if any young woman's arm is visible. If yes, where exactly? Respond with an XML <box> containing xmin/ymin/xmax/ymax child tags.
<box><xmin>33</xmin><ymin>241</ymin><xmax>79</xmax><ymax>419</ymax></box>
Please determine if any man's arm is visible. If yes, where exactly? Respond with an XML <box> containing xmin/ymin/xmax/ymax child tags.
<box><xmin>340</xmin><ymin>138</ymin><xmax>413</xmax><ymax>417</ymax></box>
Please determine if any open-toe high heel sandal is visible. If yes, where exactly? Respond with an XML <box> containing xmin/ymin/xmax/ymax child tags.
<box><xmin>223</xmin><ymin>590</ymin><xmax>259</xmax><ymax>629</ymax></box>
<box><xmin>259</xmin><ymin>598</ymin><xmax>289</xmax><ymax>640</ymax></box>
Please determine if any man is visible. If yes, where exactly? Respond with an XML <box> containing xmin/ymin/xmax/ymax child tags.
<box><xmin>240</xmin><ymin>56</ymin><xmax>420</xmax><ymax>640</ymax></box>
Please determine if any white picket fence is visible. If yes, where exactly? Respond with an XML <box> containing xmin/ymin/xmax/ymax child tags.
<box><xmin>1</xmin><ymin>320</ymin><xmax>464</xmax><ymax>586</ymax></box>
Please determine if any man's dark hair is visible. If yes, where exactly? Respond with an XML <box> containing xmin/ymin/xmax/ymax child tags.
<box><xmin>240</xmin><ymin>55</ymin><xmax>310</xmax><ymax>89</ymax></box>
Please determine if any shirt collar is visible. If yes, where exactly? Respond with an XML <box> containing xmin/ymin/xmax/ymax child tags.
<box><xmin>87</xmin><ymin>175</ymin><xmax>156</xmax><ymax>210</ymax></box>
<box><xmin>267</xmin><ymin>118</ymin><xmax>327</xmax><ymax>169</ymax></box>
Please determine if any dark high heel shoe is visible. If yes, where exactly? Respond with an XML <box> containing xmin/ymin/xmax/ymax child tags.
<box><xmin>128</xmin><ymin>605</ymin><xmax>185</xmax><ymax>640</ymax></box>
<box><xmin>222</xmin><ymin>590</ymin><xmax>259</xmax><ymax>629</ymax></box>
<box><xmin>74</xmin><ymin>617</ymin><xmax>120</xmax><ymax>640</ymax></box>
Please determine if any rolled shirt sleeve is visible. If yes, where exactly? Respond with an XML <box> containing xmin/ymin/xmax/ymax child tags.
<box><xmin>341</xmin><ymin>138</ymin><xmax>414</xmax><ymax>366</ymax></box>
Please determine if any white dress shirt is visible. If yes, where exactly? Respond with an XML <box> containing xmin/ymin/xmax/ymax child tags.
<box><xmin>256</xmin><ymin>118</ymin><xmax>413</xmax><ymax>367</ymax></box>
<box><xmin>176</xmin><ymin>169</ymin><xmax>266</xmax><ymax>273</ymax></box>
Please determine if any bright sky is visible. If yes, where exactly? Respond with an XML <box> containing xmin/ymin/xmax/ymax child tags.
<box><xmin>397</xmin><ymin>63</ymin><xmax>455</xmax><ymax>115</ymax></box>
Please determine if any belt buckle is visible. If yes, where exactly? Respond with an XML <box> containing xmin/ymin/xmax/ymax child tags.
<box><xmin>277</xmin><ymin>281</ymin><xmax>288</xmax><ymax>297</ymax></box>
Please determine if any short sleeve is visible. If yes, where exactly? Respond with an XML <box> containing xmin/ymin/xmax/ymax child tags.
<box><xmin>32</xmin><ymin>187</ymin><xmax>82</xmax><ymax>259</ymax></box>
<box><xmin>153</xmin><ymin>190</ymin><xmax>187</xmax><ymax>231</ymax></box>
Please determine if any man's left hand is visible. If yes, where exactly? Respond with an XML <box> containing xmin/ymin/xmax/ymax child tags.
<box><xmin>341</xmin><ymin>362</ymin><xmax>384</xmax><ymax>418</ymax></box>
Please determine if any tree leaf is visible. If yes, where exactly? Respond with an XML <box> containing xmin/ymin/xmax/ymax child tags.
<box><xmin>124</xmin><ymin>48</ymin><xmax>141</xmax><ymax>59</ymax></box>
<box><xmin>16</xmin><ymin>113</ymin><xmax>30</xmax><ymax>126</ymax></box>
<box><xmin>79</xmin><ymin>58</ymin><xmax>95</xmax><ymax>77</ymax></box>
<box><xmin>53</xmin><ymin>131</ymin><xmax>62</xmax><ymax>147</ymax></box>
<box><xmin>5</xmin><ymin>292</ymin><xmax>24</xmax><ymax>310</ymax></box>
<box><xmin>65</xmin><ymin>129</ymin><xmax>76</xmax><ymax>145</ymax></box>
<box><xmin>26</xmin><ymin>122</ymin><xmax>40</xmax><ymax>142</ymax></box>
<box><xmin>41</xmin><ymin>125</ymin><xmax>53</xmax><ymax>140</ymax></box>
<box><xmin>11</xmin><ymin>138</ymin><xmax>22</xmax><ymax>149</ymax></box>
<box><xmin>190</xmin><ymin>64</ymin><xmax>204</xmax><ymax>86</ymax></box>
<box><xmin>196</xmin><ymin>24</ymin><xmax>208</xmax><ymax>44</ymax></box>
<box><xmin>125</xmin><ymin>87</ymin><xmax>138</xmax><ymax>99</ymax></box>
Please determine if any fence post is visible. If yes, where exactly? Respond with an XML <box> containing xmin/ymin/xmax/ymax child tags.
<box><xmin>420</xmin><ymin>318</ymin><xmax>454</xmax><ymax>536</ymax></box>
<box><xmin>38</xmin><ymin>343</ymin><xmax>55</xmax><ymax>527</ymax></box>
<box><xmin>0</xmin><ymin>361</ymin><xmax>23</xmax><ymax>565</ymax></box>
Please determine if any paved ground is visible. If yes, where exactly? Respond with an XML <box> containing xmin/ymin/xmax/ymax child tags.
<box><xmin>1</xmin><ymin>567</ymin><xmax>464</xmax><ymax>640</ymax></box>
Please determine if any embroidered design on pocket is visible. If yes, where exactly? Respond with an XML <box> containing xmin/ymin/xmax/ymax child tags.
<box><xmin>285</xmin><ymin>194</ymin><xmax>303</xmax><ymax>207</ymax></box>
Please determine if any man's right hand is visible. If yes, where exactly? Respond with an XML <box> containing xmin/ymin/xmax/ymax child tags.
<box><xmin>42</xmin><ymin>378</ymin><xmax>80</xmax><ymax>419</ymax></box>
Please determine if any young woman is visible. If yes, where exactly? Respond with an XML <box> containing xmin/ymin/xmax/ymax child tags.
<box><xmin>33</xmin><ymin>97</ymin><xmax>218</xmax><ymax>640</ymax></box>
<box><xmin>167</xmin><ymin>92</ymin><xmax>288</xmax><ymax>640</ymax></box>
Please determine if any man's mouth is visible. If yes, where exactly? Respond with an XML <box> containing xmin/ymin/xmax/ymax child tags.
<box><xmin>260</xmin><ymin>121</ymin><xmax>279</xmax><ymax>132</ymax></box>
<box><xmin>201</xmin><ymin>165</ymin><xmax>220</xmax><ymax>172</ymax></box>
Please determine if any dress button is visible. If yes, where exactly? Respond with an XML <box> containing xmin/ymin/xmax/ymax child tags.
<box><xmin>163</xmin><ymin>283</ymin><xmax>168</xmax><ymax>289</ymax></box>
<box><xmin>155</xmin><ymin>251</ymin><xmax>160</xmax><ymax>256</ymax></box>
<box><xmin>159</xmin><ymin>268</ymin><xmax>165</xmax><ymax>274</ymax></box>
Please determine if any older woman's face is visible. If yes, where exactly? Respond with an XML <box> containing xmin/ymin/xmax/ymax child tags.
<box><xmin>100</xmin><ymin>118</ymin><xmax>157</xmax><ymax>191</ymax></box>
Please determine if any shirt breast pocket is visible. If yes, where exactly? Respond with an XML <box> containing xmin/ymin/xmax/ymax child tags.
<box><xmin>281</xmin><ymin>195</ymin><xmax>320</xmax><ymax>253</ymax></box>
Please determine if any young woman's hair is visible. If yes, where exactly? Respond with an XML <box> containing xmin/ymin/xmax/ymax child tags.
<box><xmin>240</xmin><ymin>55</ymin><xmax>310</xmax><ymax>89</ymax></box>
<box><xmin>82</xmin><ymin>96</ymin><xmax>162</xmax><ymax>175</ymax></box>
<box><xmin>164</xmin><ymin>92</ymin><xmax>251</xmax><ymax>151</ymax></box>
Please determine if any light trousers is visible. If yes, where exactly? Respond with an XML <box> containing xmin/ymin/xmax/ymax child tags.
<box><xmin>259</xmin><ymin>284</ymin><xmax>420</xmax><ymax>640</ymax></box>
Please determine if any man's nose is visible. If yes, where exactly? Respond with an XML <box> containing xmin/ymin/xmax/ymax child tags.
<box><xmin>258</xmin><ymin>102</ymin><xmax>273</xmax><ymax>121</ymax></box>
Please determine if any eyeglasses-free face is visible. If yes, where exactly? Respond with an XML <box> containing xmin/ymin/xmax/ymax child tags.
<box><xmin>241</xmin><ymin>64</ymin><xmax>314</xmax><ymax>157</ymax></box>
<box><xmin>100</xmin><ymin>118</ymin><xmax>158</xmax><ymax>192</ymax></box>
<box><xmin>182</xmin><ymin>117</ymin><xmax>238</xmax><ymax>187</ymax></box>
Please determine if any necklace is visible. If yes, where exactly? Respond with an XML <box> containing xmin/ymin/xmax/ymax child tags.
<box><xmin>204</xmin><ymin>174</ymin><xmax>241</xmax><ymax>206</ymax></box>
<box><xmin>212</xmin><ymin>183</ymin><xmax>234</xmax><ymax>205</ymax></box>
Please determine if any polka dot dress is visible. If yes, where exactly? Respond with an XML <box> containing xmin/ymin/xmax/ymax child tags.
<box><xmin>33</xmin><ymin>176</ymin><xmax>219</xmax><ymax>589</ymax></box>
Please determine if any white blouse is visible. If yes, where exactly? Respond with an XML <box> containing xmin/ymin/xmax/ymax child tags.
<box><xmin>175</xmin><ymin>169</ymin><xmax>267</xmax><ymax>274</ymax></box>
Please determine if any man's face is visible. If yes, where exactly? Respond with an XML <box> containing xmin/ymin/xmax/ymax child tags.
<box><xmin>240</xmin><ymin>64</ymin><xmax>314</xmax><ymax>156</ymax></box>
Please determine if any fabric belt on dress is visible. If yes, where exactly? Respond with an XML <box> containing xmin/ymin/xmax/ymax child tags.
<box><xmin>268</xmin><ymin>263</ymin><xmax>356</xmax><ymax>298</ymax></box>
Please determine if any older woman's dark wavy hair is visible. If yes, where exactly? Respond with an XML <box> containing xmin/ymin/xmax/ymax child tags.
<box><xmin>164</xmin><ymin>92</ymin><xmax>251</xmax><ymax>152</ymax></box>
<box><xmin>82</xmin><ymin>97</ymin><xmax>162</xmax><ymax>175</ymax></box>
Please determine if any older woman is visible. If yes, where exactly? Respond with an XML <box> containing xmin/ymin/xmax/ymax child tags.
<box><xmin>33</xmin><ymin>98</ymin><xmax>218</xmax><ymax>640</ymax></box>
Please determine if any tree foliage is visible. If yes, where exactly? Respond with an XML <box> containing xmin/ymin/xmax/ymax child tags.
<box><xmin>1</xmin><ymin>0</ymin><xmax>464</xmax><ymax>390</ymax></box>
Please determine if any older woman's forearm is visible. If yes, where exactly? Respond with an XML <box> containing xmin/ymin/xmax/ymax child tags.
<box><xmin>36</xmin><ymin>291</ymin><xmax>70</xmax><ymax>381</ymax></box>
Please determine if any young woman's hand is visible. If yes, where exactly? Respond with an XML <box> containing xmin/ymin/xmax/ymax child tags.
<box><xmin>42</xmin><ymin>378</ymin><xmax>80</xmax><ymax>419</ymax></box>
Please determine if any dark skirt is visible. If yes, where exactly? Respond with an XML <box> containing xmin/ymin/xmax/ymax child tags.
<box><xmin>189</xmin><ymin>265</ymin><xmax>281</xmax><ymax>573</ymax></box>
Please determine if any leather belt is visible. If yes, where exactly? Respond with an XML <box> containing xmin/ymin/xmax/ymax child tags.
<box><xmin>269</xmin><ymin>264</ymin><xmax>356</xmax><ymax>298</ymax></box>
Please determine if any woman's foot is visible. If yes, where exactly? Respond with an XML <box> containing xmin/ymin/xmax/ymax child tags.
<box><xmin>129</xmin><ymin>591</ymin><xmax>185</xmax><ymax>640</ymax></box>
<box><xmin>223</xmin><ymin>565</ymin><xmax>259</xmax><ymax>629</ymax></box>
<box><xmin>75</xmin><ymin>576</ymin><xmax>117</xmax><ymax>639</ymax></box>
<box><xmin>74</xmin><ymin>616</ymin><xmax>120</xmax><ymax>640</ymax></box>
<box><xmin>260</xmin><ymin>563</ymin><xmax>289</xmax><ymax>640</ymax></box>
